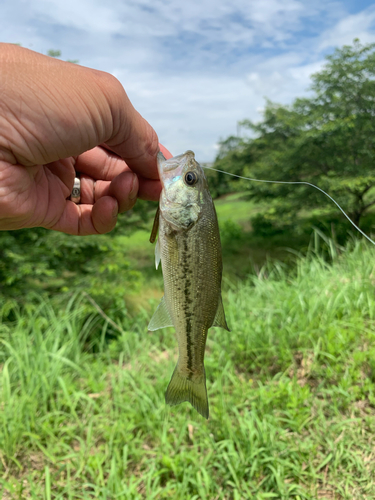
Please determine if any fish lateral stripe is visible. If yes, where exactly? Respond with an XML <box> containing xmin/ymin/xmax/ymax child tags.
<box><xmin>181</xmin><ymin>232</ymin><xmax>194</xmax><ymax>376</ymax></box>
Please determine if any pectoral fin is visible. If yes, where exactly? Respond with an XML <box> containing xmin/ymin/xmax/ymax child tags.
<box><xmin>148</xmin><ymin>296</ymin><xmax>173</xmax><ymax>331</ymax></box>
<box><xmin>149</xmin><ymin>206</ymin><xmax>160</xmax><ymax>244</ymax></box>
<box><xmin>212</xmin><ymin>296</ymin><xmax>230</xmax><ymax>331</ymax></box>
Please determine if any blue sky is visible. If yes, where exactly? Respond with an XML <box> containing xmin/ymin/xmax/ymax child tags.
<box><xmin>2</xmin><ymin>0</ymin><xmax>375</xmax><ymax>161</ymax></box>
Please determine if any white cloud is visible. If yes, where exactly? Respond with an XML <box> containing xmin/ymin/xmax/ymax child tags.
<box><xmin>319</xmin><ymin>5</ymin><xmax>375</xmax><ymax>49</ymax></box>
<box><xmin>114</xmin><ymin>69</ymin><xmax>253</xmax><ymax>160</ymax></box>
<box><xmin>32</xmin><ymin>0</ymin><xmax>124</xmax><ymax>34</ymax></box>
<box><xmin>1</xmin><ymin>0</ymin><xmax>375</xmax><ymax>161</ymax></box>
<box><xmin>245</xmin><ymin>57</ymin><xmax>325</xmax><ymax>106</ymax></box>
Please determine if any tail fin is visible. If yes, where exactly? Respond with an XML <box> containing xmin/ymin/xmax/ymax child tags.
<box><xmin>165</xmin><ymin>366</ymin><xmax>209</xmax><ymax>419</ymax></box>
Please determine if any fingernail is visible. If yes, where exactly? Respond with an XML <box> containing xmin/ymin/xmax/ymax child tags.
<box><xmin>129</xmin><ymin>173</ymin><xmax>138</xmax><ymax>201</ymax></box>
<box><xmin>112</xmin><ymin>201</ymin><xmax>119</xmax><ymax>218</ymax></box>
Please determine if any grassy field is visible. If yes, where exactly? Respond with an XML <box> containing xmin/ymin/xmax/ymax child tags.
<box><xmin>0</xmin><ymin>241</ymin><xmax>375</xmax><ymax>499</ymax></box>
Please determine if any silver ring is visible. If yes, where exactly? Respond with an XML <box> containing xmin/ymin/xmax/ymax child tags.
<box><xmin>70</xmin><ymin>177</ymin><xmax>81</xmax><ymax>204</ymax></box>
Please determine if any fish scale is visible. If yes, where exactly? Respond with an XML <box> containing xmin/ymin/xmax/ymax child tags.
<box><xmin>148</xmin><ymin>150</ymin><xmax>230</xmax><ymax>418</ymax></box>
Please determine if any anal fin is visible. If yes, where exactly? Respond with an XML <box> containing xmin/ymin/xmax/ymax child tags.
<box><xmin>212</xmin><ymin>295</ymin><xmax>230</xmax><ymax>331</ymax></box>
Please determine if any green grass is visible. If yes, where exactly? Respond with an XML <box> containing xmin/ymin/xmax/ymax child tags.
<box><xmin>1</xmin><ymin>242</ymin><xmax>375</xmax><ymax>498</ymax></box>
<box><xmin>214</xmin><ymin>192</ymin><xmax>263</xmax><ymax>227</ymax></box>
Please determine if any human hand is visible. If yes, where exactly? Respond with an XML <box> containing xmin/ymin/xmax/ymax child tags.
<box><xmin>0</xmin><ymin>43</ymin><xmax>172</xmax><ymax>235</ymax></box>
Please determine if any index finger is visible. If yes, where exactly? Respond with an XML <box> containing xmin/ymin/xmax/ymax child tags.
<box><xmin>75</xmin><ymin>144</ymin><xmax>173</xmax><ymax>181</ymax></box>
<box><xmin>105</xmin><ymin>106</ymin><xmax>160</xmax><ymax>179</ymax></box>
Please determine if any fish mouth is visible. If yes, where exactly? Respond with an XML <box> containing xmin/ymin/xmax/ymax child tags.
<box><xmin>157</xmin><ymin>151</ymin><xmax>195</xmax><ymax>182</ymax></box>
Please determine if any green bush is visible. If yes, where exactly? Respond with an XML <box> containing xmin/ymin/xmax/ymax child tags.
<box><xmin>219</xmin><ymin>219</ymin><xmax>244</xmax><ymax>245</ymax></box>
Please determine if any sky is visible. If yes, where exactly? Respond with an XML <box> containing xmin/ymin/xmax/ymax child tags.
<box><xmin>2</xmin><ymin>0</ymin><xmax>375</xmax><ymax>161</ymax></box>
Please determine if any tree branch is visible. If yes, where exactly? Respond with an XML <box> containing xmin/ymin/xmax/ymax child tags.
<box><xmin>81</xmin><ymin>291</ymin><xmax>123</xmax><ymax>333</ymax></box>
<box><xmin>363</xmin><ymin>199</ymin><xmax>375</xmax><ymax>211</ymax></box>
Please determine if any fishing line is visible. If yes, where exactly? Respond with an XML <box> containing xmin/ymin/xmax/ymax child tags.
<box><xmin>203</xmin><ymin>165</ymin><xmax>375</xmax><ymax>247</ymax></box>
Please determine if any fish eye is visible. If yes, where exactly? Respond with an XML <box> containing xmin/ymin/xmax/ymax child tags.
<box><xmin>184</xmin><ymin>171</ymin><xmax>198</xmax><ymax>186</ymax></box>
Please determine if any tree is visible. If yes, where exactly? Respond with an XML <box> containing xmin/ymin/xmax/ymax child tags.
<box><xmin>216</xmin><ymin>40</ymin><xmax>375</xmax><ymax>227</ymax></box>
<box><xmin>204</xmin><ymin>135</ymin><xmax>246</xmax><ymax>198</ymax></box>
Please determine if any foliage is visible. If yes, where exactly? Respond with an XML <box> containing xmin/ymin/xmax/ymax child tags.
<box><xmin>0</xmin><ymin>204</ymin><xmax>157</xmax><ymax>317</ymax></box>
<box><xmin>46</xmin><ymin>48</ymin><xmax>79</xmax><ymax>64</ymax></box>
<box><xmin>214</xmin><ymin>39</ymin><xmax>375</xmax><ymax>230</ymax></box>
<box><xmin>219</xmin><ymin>219</ymin><xmax>244</xmax><ymax>246</ymax></box>
<box><xmin>1</xmin><ymin>242</ymin><xmax>375</xmax><ymax>498</ymax></box>
<box><xmin>46</xmin><ymin>49</ymin><xmax>62</xmax><ymax>58</ymax></box>
<box><xmin>204</xmin><ymin>136</ymin><xmax>246</xmax><ymax>198</ymax></box>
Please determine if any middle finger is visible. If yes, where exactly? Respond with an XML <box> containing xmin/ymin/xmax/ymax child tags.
<box><xmin>75</xmin><ymin>146</ymin><xmax>132</xmax><ymax>181</ymax></box>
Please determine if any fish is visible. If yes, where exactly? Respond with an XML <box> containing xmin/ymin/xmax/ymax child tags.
<box><xmin>148</xmin><ymin>150</ymin><xmax>230</xmax><ymax>419</ymax></box>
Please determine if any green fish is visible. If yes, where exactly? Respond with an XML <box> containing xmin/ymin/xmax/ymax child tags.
<box><xmin>148</xmin><ymin>150</ymin><xmax>229</xmax><ymax>419</ymax></box>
